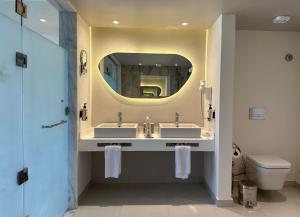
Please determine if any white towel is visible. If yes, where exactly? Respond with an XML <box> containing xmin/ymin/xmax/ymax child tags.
<box><xmin>105</xmin><ymin>145</ymin><xmax>122</xmax><ymax>178</ymax></box>
<box><xmin>175</xmin><ymin>145</ymin><xmax>191</xmax><ymax>179</ymax></box>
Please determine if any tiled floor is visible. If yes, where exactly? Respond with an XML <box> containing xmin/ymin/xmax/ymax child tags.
<box><xmin>65</xmin><ymin>184</ymin><xmax>300</xmax><ymax>217</ymax></box>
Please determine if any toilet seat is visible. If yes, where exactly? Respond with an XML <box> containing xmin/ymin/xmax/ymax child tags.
<box><xmin>247</xmin><ymin>155</ymin><xmax>291</xmax><ymax>169</ymax></box>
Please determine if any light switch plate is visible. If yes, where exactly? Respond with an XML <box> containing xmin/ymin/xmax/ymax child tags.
<box><xmin>249</xmin><ymin>108</ymin><xmax>265</xmax><ymax>120</ymax></box>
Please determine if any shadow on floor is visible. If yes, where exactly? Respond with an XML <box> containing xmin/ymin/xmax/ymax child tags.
<box><xmin>257</xmin><ymin>190</ymin><xmax>287</xmax><ymax>203</ymax></box>
<box><xmin>79</xmin><ymin>183</ymin><xmax>214</xmax><ymax>206</ymax></box>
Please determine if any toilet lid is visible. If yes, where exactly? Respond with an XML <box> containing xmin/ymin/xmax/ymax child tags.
<box><xmin>247</xmin><ymin>155</ymin><xmax>291</xmax><ymax>169</ymax></box>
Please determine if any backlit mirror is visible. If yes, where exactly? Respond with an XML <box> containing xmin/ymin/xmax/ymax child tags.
<box><xmin>98</xmin><ymin>53</ymin><xmax>192</xmax><ymax>98</ymax></box>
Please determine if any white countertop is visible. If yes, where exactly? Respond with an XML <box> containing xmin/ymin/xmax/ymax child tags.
<box><xmin>79</xmin><ymin>127</ymin><xmax>215</xmax><ymax>152</ymax></box>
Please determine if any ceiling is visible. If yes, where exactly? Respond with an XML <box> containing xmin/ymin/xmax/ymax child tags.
<box><xmin>68</xmin><ymin>0</ymin><xmax>300</xmax><ymax>31</ymax></box>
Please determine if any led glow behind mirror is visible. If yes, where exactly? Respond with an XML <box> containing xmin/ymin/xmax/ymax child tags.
<box><xmin>98</xmin><ymin>53</ymin><xmax>192</xmax><ymax>99</ymax></box>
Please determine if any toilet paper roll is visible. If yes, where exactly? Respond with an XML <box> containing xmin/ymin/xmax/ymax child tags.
<box><xmin>233</xmin><ymin>148</ymin><xmax>241</xmax><ymax>159</ymax></box>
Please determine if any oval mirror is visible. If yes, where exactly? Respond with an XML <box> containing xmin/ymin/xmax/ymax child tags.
<box><xmin>98</xmin><ymin>53</ymin><xmax>192</xmax><ymax>98</ymax></box>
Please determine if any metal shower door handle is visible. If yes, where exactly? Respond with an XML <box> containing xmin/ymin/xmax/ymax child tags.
<box><xmin>41</xmin><ymin>120</ymin><xmax>67</xmax><ymax>129</ymax></box>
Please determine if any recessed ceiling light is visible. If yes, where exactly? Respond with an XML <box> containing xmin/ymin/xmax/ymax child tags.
<box><xmin>112</xmin><ymin>20</ymin><xmax>120</xmax><ymax>25</ymax></box>
<box><xmin>273</xmin><ymin>15</ymin><xmax>291</xmax><ymax>24</ymax></box>
<box><xmin>138</xmin><ymin>63</ymin><xmax>142</xmax><ymax>66</ymax></box>
<box><xmin>181</xmin><ymin>22</ymin><xmax>189</xmax><ymax>26</ymax></box>
<box><xmin>40</xmin><ymin>18</ymin><xmax>47</xmax><ymax>23</ymax></box>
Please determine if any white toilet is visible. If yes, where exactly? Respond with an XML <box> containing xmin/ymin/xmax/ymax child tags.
<box><xmin>245</xmin><ymin>155</ymin><xmax>291</xmax><ymax>190</ymax></box>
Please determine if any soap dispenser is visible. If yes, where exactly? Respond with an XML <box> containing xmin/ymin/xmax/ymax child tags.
<box><xmin>207</xmin><ymin>104</ymin><xmax>214</xmax><ymax>122</ymax></box>
<box><xmin>79</xmin><ymin>103</ymin><xmax>88</xmax><ymax>121</ymax></box>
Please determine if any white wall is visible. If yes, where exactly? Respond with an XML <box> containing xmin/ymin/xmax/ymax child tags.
<box><xmin>203</xmin><ymin>17</ymin><xmax>222</xmax><ymax>199</ymax></box>
<box><xmin>204</xmin><ymin>14</ymin><xmax>236</xmax><ymax>205</ymax></box>
<box><xmin>234</xmin><ymin>30</ymin><xmax>300</xmax><ymax>182</ymax></box>
<box><xmin>91</xmin><ymin>28</ymin><xmax>206</xmax><ymax>126</ymax></box>
<box><xmin>217</xmin><ymin>14</ymin><xmax>235</xmax><ymax>203</ymax></box>
<box><xmin>77</xmin><ymin>14</ymin><xmax>92</xmax><ymax>197</ymax></box>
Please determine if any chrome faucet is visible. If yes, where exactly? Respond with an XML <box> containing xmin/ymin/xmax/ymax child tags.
<box><xmin>175</xmin><ymin>112</ymin><xmax>180</xmax><ymax>127</ymax></box>
<box><xmin>118</xmin><ymin>112</ymin><xmax>122</xmax><ymax>127</ymax></box>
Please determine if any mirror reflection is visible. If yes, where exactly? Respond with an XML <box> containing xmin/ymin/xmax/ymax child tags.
<box><xmin>99</xmin><ymin>53</ymin><xmax>192</xmax><ymax>98</ymax></box>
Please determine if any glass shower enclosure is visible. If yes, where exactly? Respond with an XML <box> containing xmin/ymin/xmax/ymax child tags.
<box><xmin>0</xmin><ymin>1</ymin><xmax>68</xmax><ymax>217</ymax></box>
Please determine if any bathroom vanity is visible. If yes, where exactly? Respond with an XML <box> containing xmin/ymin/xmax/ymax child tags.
<box><xmin>79</xmin><ymin>125</ymin><xmax>214</xmax><ymax>152</ymax></box>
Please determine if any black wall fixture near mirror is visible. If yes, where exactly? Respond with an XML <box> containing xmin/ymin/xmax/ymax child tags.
<box><xmin>98</xmin><ymin>53</ymin><xmax>192</xmax><ymax>98</ymax></box>
<box><xmin>80</xmin><ymin>50</ymin><xmax>88</xmax><ymax>75</ymax></box>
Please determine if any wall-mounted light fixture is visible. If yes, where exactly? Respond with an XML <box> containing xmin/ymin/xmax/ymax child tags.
<box><xmin>80</xmin><ymin>50</ymin><xmax>88</xmax><ymax>75</ymax></box>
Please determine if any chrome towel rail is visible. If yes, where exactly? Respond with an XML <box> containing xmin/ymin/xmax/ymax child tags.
<box><xmin>41</xmin><ymin>120</ymin><xmax>67</xmax><ymax>129</ymax></box>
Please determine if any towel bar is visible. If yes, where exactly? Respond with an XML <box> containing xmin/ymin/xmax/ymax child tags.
<box><xmin>97</xmin><ymin>143</ymin><xmax>132</xmax><ymax>147</ymax></box>
<box><xmin>166</xmin><ymin>143</ymin><xmax>199</xmax><ymax>147</ymax></box>
<box><xmin>41</xmin><ymin>120</ymin><xmax>67</xmax><ymax>129</ymax></box>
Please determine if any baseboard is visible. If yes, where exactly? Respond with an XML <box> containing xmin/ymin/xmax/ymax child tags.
<box><xmin>216</xmin><ymin>199</ymin><xmax>234</xmax><ymax>207</ymax></box>
<box><xmin>78</xmin><ymin>181</ymin><xmax>92</xmax><ymax>203</ymax></box>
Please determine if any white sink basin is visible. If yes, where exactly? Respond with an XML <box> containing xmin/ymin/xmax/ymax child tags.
<box><xmin>94</xmin><ymin>123</ymin><xmax>138</xmax><ymax>138</ymax></box>
<box><xmin>159</xmin><ymin>123</ymin><xmax>201</xmax><ymax>138</ymax></box>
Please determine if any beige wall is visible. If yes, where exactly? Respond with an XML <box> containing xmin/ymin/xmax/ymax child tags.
<box><xmin>234</xmin><ymin>30</ymin><xmax>300</xmax><ymax>181</ymax></box>
<box><xmin>77</xmin><ymin>15</ymin><xmax>92</xmax><ymax>197</ymax></box>
<box><xmin>91</xmin><ymin>27</ymin><xmax>206</xmax><ymax>126</ymax></box>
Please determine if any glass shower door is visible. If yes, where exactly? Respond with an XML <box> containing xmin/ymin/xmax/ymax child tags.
<box><xmin>22</xmin><ymin>1</ymin><xmax>68</xmax><ymax>216</ymax></box>
<box><xmin>22</xmin><ymin>27</ymin><xmax>68</xmax><ymax>217</ymax></box>
<box><xmin>0</xmin><ymin>3</ymin><xmax>24</xmax><ymax>217</ymax></box>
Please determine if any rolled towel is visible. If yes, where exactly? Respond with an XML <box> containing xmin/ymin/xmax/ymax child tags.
<box><xmin>175</xmin><ymin>145</ymin><xmax>191</xmax><ymax>179</ymax></box>
<box><xmin>105</xmin><ymin>145</ymin><xmax>122</xmax><ymax>178</ymax></box>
